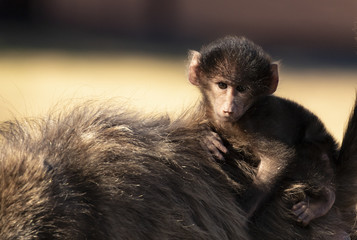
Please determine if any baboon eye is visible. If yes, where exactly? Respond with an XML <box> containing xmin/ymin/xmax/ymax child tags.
<box><xmin>236</xmin><ymin>85</ymin><xmax>247</xmax><ymax>92</ymax></box>
<box><xmin>217</xmin><ymin>82</ymin><xmax>227</xmax><ymax>89</ymax></box>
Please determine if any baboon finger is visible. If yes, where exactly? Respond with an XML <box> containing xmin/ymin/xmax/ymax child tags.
<box><xmin>209</xmin><ymin>132</ymin><xmax>228</xmax><ymax>153</ymax></box>
<box><xmin>292</xmin><ymin>203</ymin><xmax>307</xmax><ymax>216</ymax></box>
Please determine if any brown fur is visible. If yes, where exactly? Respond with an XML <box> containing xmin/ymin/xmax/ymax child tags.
<box><xmin>0</xmin><ymin>101</ymin><xmax>251</xmax><ymax>240</ymax></box>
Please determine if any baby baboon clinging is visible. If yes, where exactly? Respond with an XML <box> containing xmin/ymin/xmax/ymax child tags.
<box><xmin>188</xmin><ymin>36</ymin><xmax>354</xmax><ymax>239</ymax></box>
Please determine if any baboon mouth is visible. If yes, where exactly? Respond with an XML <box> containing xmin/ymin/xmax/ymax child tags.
<box><xmin>218</xmin><ymin>115</ymin><xmax>238</xmax><ymax>122</ymax></box>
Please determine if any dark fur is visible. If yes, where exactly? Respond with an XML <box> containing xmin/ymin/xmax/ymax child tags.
<box><xmin>197</xmin><ymin>36</ymin><xmax>273</xmax><ymax>96</ymax></box>
<box><xmin>199</xmin><ymin>36</ymin><xmax>272</xmax><ymax>96</ymax></box>
<box><xmin>0</xmin><ymin>102</ymin><xmax>250</xmax><ymax>239</ymax></box>
<box><xmin>336</xmin><ymin>96</ymin><xmax>357</xmax><ymax>239</ymax></box>
<box><xmin>240</xmin><ymin>97</ymin><xmax>347</xmax><ymax>240</ymax></box>
<box><xmin>191</xmin><ymin>36</ymin><xmax>352</xmax><ymax>239</ymax></box>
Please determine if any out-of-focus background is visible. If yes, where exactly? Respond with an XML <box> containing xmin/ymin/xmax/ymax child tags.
<box><xmin>0</xmin><ymin>0</ymin><xmax>356</xmax><ymax>142</ymax></box>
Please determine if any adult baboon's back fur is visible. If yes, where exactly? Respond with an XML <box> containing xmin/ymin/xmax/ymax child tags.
<box><xmin>0</xmin><ymin>102</ymin><xmax>249</xmax><ymax>240</ymax></box>
<box><xmin>1</xmin><ymin>99</ymin><xmax>357</xmax><ymax>239</ymax></box>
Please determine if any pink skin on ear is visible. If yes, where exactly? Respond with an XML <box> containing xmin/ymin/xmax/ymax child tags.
<box><xmin>268</xmin><ymin>63</ymin><xmax>279</xmax><ymax>94</ymax></box>
<box><xmin>188</xmin><ymin>51</ymin><xmax>201</xmax><ymax>86</ymax></box>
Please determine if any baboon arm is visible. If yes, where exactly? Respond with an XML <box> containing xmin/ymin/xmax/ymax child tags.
<box><xmin>242</xmin><ymin>154</ymin><xmax>288</xmax><ymax>217</ymax></box>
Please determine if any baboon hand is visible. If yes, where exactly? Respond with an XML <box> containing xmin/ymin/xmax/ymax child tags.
<box><xmin>201</xmin><ymin>131</ymin><xmax>228</xmax><ymax>161</ymax></box>
<box><xmin>292</xmin><ymin>197</ymin><xmax>327</xmax><ymax>226</ymax></box>
<box><xmin>292</xmin><ymin>198</ymin><xmax>314</xmax><ymax>226</ymax></box>
<box><xmin>292</xmin><ymin>186</ymin><xmax>335</xmax><ymax>226</ymax></box>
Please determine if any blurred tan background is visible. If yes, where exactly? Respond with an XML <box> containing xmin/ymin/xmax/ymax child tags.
<box><xmin>0</xmin><ymin>0</ymin><xmax>356</xmax><ymax>142</ymax></box>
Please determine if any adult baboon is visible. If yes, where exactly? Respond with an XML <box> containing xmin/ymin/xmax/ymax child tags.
<box><xmin>0</xmin><ymin>102</ymin><xmax>257</xmax><ymax>239</ymax></box>
<box><xmin>1</xmin><ymin>98</ymin><xmax>355</xmax><ymax>240</ymax></box>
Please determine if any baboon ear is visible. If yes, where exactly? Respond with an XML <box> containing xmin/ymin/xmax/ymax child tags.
<box><xmin>188</xmin><ymin>50</ymin><xmax>201</xmax><ymax>86</ymax></box>
<box><xmin>268</xmin><ymin>63</ymin><xmax>279</xmax><ymax>94</ymax></box>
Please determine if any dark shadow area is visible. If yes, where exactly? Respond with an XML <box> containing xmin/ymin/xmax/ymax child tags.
<box><xmin>0</xmin><ymin>0</ymin><xmax>356</xmax><ymax>69</ymax></box>
<box><xmin>1</xmin><ymin>26</ymin><xmax>356</xmax><ymax>70</ymax></box>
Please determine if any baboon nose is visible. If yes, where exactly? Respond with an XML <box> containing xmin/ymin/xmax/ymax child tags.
<box><xmin>223</xmin><ymin>110</ymin><xmax>233</xmax><ymax>115</ymax></box>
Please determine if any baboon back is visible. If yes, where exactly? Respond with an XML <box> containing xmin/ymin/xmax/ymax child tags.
<box><xmin>0</xmin><ymin>103</ymin><xmax>248</xmax><ymax>240</ymax></box>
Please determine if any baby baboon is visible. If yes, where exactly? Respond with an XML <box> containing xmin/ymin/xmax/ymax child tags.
<box><xmin>188</xmin><ymin>36</ymin><xmax>355</xmax><ymax>239</ymax></box>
